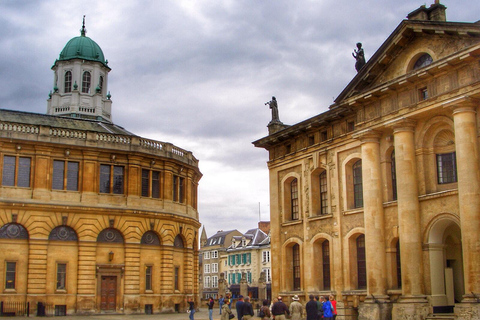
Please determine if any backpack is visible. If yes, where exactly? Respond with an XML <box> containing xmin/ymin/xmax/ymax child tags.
<box><xmin>258</xmin><ymin>306</ymin><xmax>265</xmax><ymax>317</ymax></box>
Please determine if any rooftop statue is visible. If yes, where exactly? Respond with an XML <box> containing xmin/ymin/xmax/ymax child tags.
<box><xmin>265</xmin><ymin>96</ymin><xmax>280</xmax><ymax>123</ymax></box>
<box><xmin>352</xmin><ymin>42</ymin><xmax>366</xmax><ymax>72</ymax></box>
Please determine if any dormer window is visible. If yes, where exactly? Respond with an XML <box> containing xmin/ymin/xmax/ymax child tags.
<box><xmin>413</xmin><ymin>53</ymin><xmax>433</xmax><ymax>70</ymax></box>
<box><xmin>242</xmin><ymin>239</ymin><xmax>247</xmax><ymax>247</ymax></box>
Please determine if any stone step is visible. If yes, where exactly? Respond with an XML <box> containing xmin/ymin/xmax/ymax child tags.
<box><xmin>425</xmin><ymin>314</ymin><xmax>455</xmax><ymax>320</ymax></box>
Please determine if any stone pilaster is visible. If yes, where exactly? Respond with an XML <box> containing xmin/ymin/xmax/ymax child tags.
<box><xmin>391</xmin><ymin>119</ymin><xmax>428</xmax><ymax>320</ymax></box>
<box><xmin>160</xmin><ymin>246</ymin><xmax>174</xmax><ymax>294</ymax></box>
<box><xmin>27</xmin><ymin>239</ymin><xmax>48</xmax><ymax>295</ymax></box>
<box><xmin>123</xmin><ymin>243</ymin><xmax>140</xmax><ymax>312</ymax></box>
<box><xmin>184</xmin><ymin>248</ymin><xmax>194</xmax><ymax>294</ymax></box>
<box><xmin>451</xmin><ymin>104</ymin><xmax>480</xmax><ymax>300</ymax></box>
<box><xmin>76</xmin><ymin>241</ymin><xmax>97</xmax><ymax>313</ymax></box>
<box><xmin>354</xmin><ymin>130</ymin><xmax>391</xmax><ymax>320</ymax></box>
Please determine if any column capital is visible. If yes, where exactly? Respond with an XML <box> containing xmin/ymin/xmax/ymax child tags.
<box><xmin>385</xmin><ymin>118</ymin><xmax>416</xmax><ymax>134</ymax></box>
<box><xmin>352</xmin><ymin>129</ymin><xmax>382</xmax><ymax>143</ymax></box>
<box><xmin>442</xmin><ymin>95</ymin><xmax>480</xmax><ymax>113</ymax></box>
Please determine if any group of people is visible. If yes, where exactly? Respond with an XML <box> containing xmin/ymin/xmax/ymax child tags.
<box><xmin>263</xmin><ymin>295</ymin><xmax>337</xmax><ymax>320</ymax></box>
<box><xmin>190</xmin><ymin>294</ymin><xmax>337</xmax><ymax>320</ymax></box>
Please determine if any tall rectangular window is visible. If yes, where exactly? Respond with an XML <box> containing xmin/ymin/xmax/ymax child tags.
<box><xmin>293</xmin><ymin>244</ymin><xmax>301</xmax><ymax>291</ymax></box>
<box><xmin>322</xmin><ymin>241</ymin><xmax>331</xmax><ymax>290</ymax></box>
<box><xmin>145</xmin><ymin>266</ymin><xmax>152</xmax><ymax>291</ymax></box>
<box><xmin>204</xmin><ymin>264</ymin><xmax>210</xmax><ymax>273</ymax></box>
<box><xmin>262</xmin><ymin>251</ymin><xmax>270</xmax><ymax>263</ymax></box>
<box><xmin>291</xmin><ymin>178</ymin><xmax>299</xmax><ymax>220</ymax></box>
<box><xmin>100</xmin><ymin>164</ymin><xmax>124</xmax><ymax>194</ymax></box>
<box><xmin>357</xmin><ymin>235</ymin><xmax>367</xmax><ymax>289</ymax></box>
<box><xmin>53</xmin><ymin>160</ymin><xmax>79</xmax><ymax>191</ymax></box>
<box><xmin>141</xmin><ymin>169</ymin><xmax>161</xmax><ymax>198</ymax></box>
<box><xmin>64</xmin><ymin>71</ymin><xmax>72</xmax><ymax>93</ymax></box>
<box><xmin>437</xmin><ymin>152</ymin><xmax>457</xmax><ymax>184</ymax></box>
<box><xmin>262</xmin><ymin>268</ymin><xmax>271</xmax><ymax>282</ymax></box>
<box><xmin>353</xmin><ymin>160</ymin><xmax>363</xmax><ymax>208</ymax></box>
<box><xmin>212</xmin><ymin>263</ymin><xmax>218</xmax><ymax>273</ymax></box>
<box><xmin>173</xmin><ymin>175</ymin><xmax>185</xmax><ymax>203</ymax></box>
<box><xmin>212</xmin><ymin>276</ymin><xmax>218</xmax><ymax>288</ymax></box>
<box><xmin>56</xmin><ymin>263</ymin><xmax>66</xmax><ymax>290</ymax></box>
<box><xmin>320</xmin><ymin>171</ymin><xmax>328</xmax><ymax>215</ymax></box>
<box><xmin>5</xmin><ymin>262</ymin><xmax>16</xmax><ymax>289</ymax></box>
<box><xmin>2</xmin><ymin>156</ymin><xmax>31</xmax><ymax>187</ymax></box>
<box><xmin>174</xmin><ymin>267</ymin><xmax>179</xmax><ymax>290</ymax></box>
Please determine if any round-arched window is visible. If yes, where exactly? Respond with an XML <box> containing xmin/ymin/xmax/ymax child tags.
<box><xmin>413</xmin><ymin>54</ymin><xmax>433</xmax><ymax>70</ymax></box>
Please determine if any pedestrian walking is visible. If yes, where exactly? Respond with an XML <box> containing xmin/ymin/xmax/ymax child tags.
<box><xmin>188</xmin><ymin>297</ymin><xmax>195</xmax><ymax>320</ymax></box>
<box><xmin>219</xmin><ymin>295</ymin><xmax>225</xmax><ymax>315</ymax></box>
<box><xmin>221</xmin><ymin>299</ymin><xmax>233</xmax><ymax>320</ymax></box>
<box><xmin>206</xmin><ymin>297</ymin><xmax>214</xmax><ymax>320</ymax></box>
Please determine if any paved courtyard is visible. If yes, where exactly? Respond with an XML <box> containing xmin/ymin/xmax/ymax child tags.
<box><xmin>1</xmin><ymin>307</ymin><xmax>229</xmax><ymax>320</ymax></box>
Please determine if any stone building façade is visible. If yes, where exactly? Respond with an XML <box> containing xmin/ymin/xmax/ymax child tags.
<box><xmin>0</xmin><ymin>21</ymin><xmax>202</xmax><ymax>315</ymax></box>
<box><xmin>199</xmin><ymin>229</ymin><xmax>242</xmax><ymax>299</ymax></box>
<box><xmin>254</xmin><ymin>3</ymin><xmax>480</xmax><ymax>320</ymax></box>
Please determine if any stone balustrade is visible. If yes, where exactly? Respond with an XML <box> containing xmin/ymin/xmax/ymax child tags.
<box><xmin>0</xmin><ymin>120</ymin><xmax>198</xmax><ymax>166</ymax></box>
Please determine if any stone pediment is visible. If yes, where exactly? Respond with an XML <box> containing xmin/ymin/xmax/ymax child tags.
<box><xmin>334</xmin><ymin>20</ymin><xmax>480</xmax><ymax>106</ymax></box>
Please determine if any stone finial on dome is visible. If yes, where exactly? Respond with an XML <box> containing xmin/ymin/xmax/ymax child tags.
<box><xmin>81</xmin><ymin>15</ymin><xmax>87</xmax><ymax>37</ymax></box>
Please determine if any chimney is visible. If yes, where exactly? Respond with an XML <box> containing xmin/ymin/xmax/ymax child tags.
<box><xmin>258</xmin><ymin>221</ymin><xmax>270</xmax><ymax>235</ymax></box>
<box><xmin>407</xmin><ymin>1</ymin><xmax>446</xmax><ymax>22</ymax></box>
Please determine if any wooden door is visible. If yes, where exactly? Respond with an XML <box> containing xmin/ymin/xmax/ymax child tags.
<box><xmin>101</xmin><ymin>276</ymin><xmax>117</xmax><ymax>311</ymax></box>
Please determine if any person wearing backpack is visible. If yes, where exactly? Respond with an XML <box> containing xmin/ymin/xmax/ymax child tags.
<box><xmin>259</xmin><ymin>299</ymin><xmax>271</xmax><ymax>319</ymax></box>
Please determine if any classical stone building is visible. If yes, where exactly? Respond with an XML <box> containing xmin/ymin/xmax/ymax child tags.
<box><xmin>254</xmin><ymin>3</ymin><xmax>479</xmax><ymax>320</ymax></box>
<box><xmin>199</xmin><ymin>229</ymin><xmax>242</xmax><ymax>299</ymax></box>
<box><xmin>224</xmin><ymin>222</ymin><xmax>271</xmax><ymax>300</ymax></box>
<box><xmin>0</xmin><ymin>21</ymin><xmax>202</xmax><ymax>315</ymax></box>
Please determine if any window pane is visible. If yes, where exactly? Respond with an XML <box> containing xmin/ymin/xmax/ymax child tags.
<box><xmin>437</xmin><ymin>152</ymin><xmax>457</xmax><ymax>184</ymax></box>
<box><xmin>2</xmin><ymin>156</ymin><xmax>16</xmax><ymax>186</ymax></box>
<box><xmin>52</xmin><ymin>160</ymin><xmax>65</xmax><ymax>190</ymax></box>
<box><xmin>152</xmin><ymin>171</ymin><xmax>160</xmax><ymax>198</ymax></box>
<box><xmin>113</xmin><ymin>166</ymin><xmax>124</xmax><ymax>194</ymax></box>
<box><xmin>353</xmin><ymin>160</ymin><xmax>363</xmax><ymax>208</ymax></box>
<box><xmin>173</xmin><ymin>176</ymin><xmax>178</xmax><ymax>201</ymax></box>
<box><xmin>293</xmin><ymin>244</ymin><xmax>300</xmax><ymax>290</ymax></box>
<box><xmin>322</xmin><ymin>241</ymin><xmax>330</xmax><ymax>290</ymax></box>
<box><xmin>64</xmin><ymin>71</ymin><xmax>72</xmax><ymax>93</ymax></box>
<box><xmin>82</xmin><ymin>71</ymin><xmax>91</xmax><ymax>93</ymax></box>
<box><xmin>17</xmin><ymin>157</ymin><xmax>31</xmax><ymax>187</ymax></box>
<box><xmin>57</xmin><ymin>263</ymin><xmax>66</xmax><ymax>290</ymax></box>
<box><xmin>357</xmin><ymin>235</ymin><xmax>366</xmax><ymax>289</ymax></box>
<box><xmin>396</xmin><ymin>241</ymin><xmax>402</xmax><ymax>289</ymax></box>
<box><xmin>99</xmin><ymin>165</ymin><xmax>111</xmax><ymax>193</ymax></box>
<box><xmin>99</xmin><ymin>76</ymin><xmax>104</xmax><ymax>94</ymax></box>
<box><xmin>320</xmin><ymin>171</ymin><xmax>328</xmax><ymax>215</ymax></box>
<box><xmin>291</xmin><ymin>179</ymin><xmax>299</xmax><ymax>220</ymax></box>
<box><xmin>145</xmin><ymin>266</ymin><xmax>152</xmax><ymax>291</ymax></box>
<box><xmin>66</xmin><ymin>162</ymin><xmax>79</xmax><ymax>191</ymax></box>
<box><xmin>6</xmin><ymin>262</ymin><xmax>16</xmax><ymax>289</ymax></box>
<box><xmin>141</xmin><ymin>169</ymin><xmax>149</xmax><ymax>197</ymax></box>
<box><xmin>174</xmin><ymin>267</ymin><xmax>179</xmax><ymax>290</ymax></box>
<box><xmin>391</xmin><ymin>151</ymin><xmax>397</xmax><ymax>201</ymax></box>
<box><xmin>179</xmin><ymin>177</ymin><xmax>185</xmax><ymax>203</ymax></box>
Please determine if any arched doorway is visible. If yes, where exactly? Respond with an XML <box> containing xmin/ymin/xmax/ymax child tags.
<box><xmin>427</xmin><ymin>217</ymin><xmax>464</xmax><ymax>313</ymax></box>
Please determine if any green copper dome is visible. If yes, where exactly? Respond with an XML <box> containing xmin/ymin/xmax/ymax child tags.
<box><xmin>57</xmin><ymin>18</ymin><xmax>109</xmax><ymax>68</ymax></box>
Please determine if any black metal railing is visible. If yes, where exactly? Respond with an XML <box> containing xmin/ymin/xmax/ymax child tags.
<box><xmin>0</xmin><ymin>301</ymin><xmax>30</xmax><ymax>317</ymax></box>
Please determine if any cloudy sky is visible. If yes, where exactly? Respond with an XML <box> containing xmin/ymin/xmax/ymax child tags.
<box><xmin>1</xmin><ymin>1</ymin><xmax>478</xmax><ymax>237</ymax></box>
